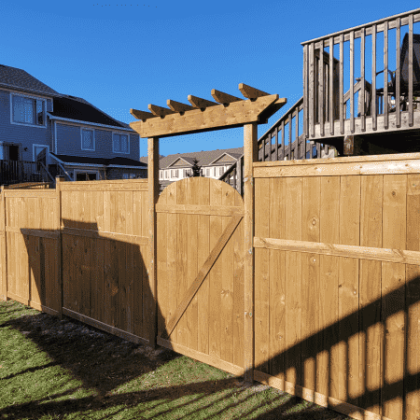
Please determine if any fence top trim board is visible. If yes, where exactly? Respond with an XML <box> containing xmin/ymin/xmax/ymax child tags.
<box><xmin>130</xmin><ymin>84</ymin><xmax>286</xmax><ymax>138</ymax></box>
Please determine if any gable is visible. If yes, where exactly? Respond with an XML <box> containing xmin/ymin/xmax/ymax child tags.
<box><xmin>211</xmin><ymin>153</ymin><xmax>237</xmax><ymax>164</ymax></box>
<box><xmin>168</xmin><ymin>157</ymin><xmax>192</xmax><ymax>167</ymax></box>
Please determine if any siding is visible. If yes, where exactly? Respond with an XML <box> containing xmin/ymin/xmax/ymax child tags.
<box><xmin>0</xmin><ymin>89</ymin><xmax>53</xmax><ymax>162</ymax></box>
<box><xmin>56</xmin><ymin>123</ymin><xmax>140</xmax><ymax>160</ymax></box>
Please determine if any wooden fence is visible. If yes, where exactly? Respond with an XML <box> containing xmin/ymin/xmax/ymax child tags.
<box><xmin>0</xmin><ymin>178</ymin><xmax>152</xmax><ymax>345</ymax></box>
<box><xmin>253</xmin><ymin>152</ymin><xmax>420</xmax><ymax>420</ymax></box>
<box><xmin>1</xmin><ymin>152</ymin><xmax>420</xmax><ymax>420</ymax></box>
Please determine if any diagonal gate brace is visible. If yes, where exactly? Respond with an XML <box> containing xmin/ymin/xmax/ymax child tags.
<box><xmin>164</xmin><ymin>213</ymin><xmax>243</xmax><ymax>338</ymax></box>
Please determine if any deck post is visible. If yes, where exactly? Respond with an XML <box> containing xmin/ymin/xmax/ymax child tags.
<box><xmin>243</xmin><ymin>123</ymin><xmax>257</xmax><ymax>383</ymax></box>
<box><xmin>148</xmin><ymin>137</ymin><xmax>159</xmax><ymax>348</ymax></box>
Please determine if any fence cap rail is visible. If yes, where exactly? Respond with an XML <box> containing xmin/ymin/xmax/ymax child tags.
<box><xmin>301</xmin><ymin>7</ymin><xmax>420</xmax><ymax>45</ymax></box>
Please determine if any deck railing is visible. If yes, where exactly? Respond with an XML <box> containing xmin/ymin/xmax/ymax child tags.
<box><xmin>0</xmin><ymin>160</ymin><xmax>51</xmax><ymax>186</ymax></box>
<box><xmin>219</xmin><ymin>98</ymin><xmax>336</xmax><ymax>193</ymax></box>
<box><xmin>302</xmin><ymin>7</ymin><xmax>420</xmax><ymax>141</ymax></box>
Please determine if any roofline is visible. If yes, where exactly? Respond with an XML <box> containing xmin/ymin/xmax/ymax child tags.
<box><xmin>0</xmin><ymin>84</ymin><xmax>59</xmax><ymax>98</ymax></box>
<box><xmin>59</xmin><ymin>94</ymin><xmax>132</xmax><ymax>129</ymax></box>
<box><xmin>301</xmin><ymin>7</ymin><xmax>420</xmax><ymax>45</ymax></box>
<box><xmin>51</xmin><ymin>153</ymin><xmax>146</xmax><ymax>169</ymax></box>
<box><xmin>208</xmin><ymin>152</ymin><xmax>238</xmax><ymax>166</ymax></box>
<box><xmin>47</xmin><ymin>114</ymin><xmax>135</xmax><ymax>132</ymax></box>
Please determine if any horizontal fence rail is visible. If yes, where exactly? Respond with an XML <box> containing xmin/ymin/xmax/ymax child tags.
<box><xmin>302</xmin><ymin>7</ymin><xmax>420</xmax><ymax>141</ymax></box>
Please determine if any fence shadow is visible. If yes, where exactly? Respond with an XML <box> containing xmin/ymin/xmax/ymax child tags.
<box><xmin>1</xmin><ymin>216</ymin><xmax>419</xmax><ymax>419</ymax></box>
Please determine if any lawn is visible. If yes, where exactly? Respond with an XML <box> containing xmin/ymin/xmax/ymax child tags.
<box><xmin>0</xmin><ymin>300</ymin><xmax>354</xmax><ymax>420</ymax></box>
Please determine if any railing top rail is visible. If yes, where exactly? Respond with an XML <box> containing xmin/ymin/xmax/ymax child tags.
<box><xmin>258</xmin><ymin>97</ymin><xmax>303</xmax><ymax>141</ymax></box>
<box><xmin>301</xmin><ymin>7</ymin><xmax>420</xmax><ymax>45</ymax></box>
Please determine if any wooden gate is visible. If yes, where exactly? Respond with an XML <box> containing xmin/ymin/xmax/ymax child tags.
<box><xmin>155</xmin><ymin>177</ymin><xmax>245</xmax><ymax>375</ymax></box>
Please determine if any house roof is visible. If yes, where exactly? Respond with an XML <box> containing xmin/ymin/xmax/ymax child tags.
<box><xmin>49</xmin><ymin>95</ymin><xmax>129</xmax><ymax>128</ymax></box>
<box><xmin>140</xmin><ymin>147</ymin><xmax>244</xmax><ymax>169</ymax></box>
<box><xmin>51</xmin><ymin>153</ymin><xmax>147</xmax><ymax>168</ymax></box>
<box><xmin>0</xmin><ymin>64</ymin><xmax>60</xmax><ymax>97</ymax></box>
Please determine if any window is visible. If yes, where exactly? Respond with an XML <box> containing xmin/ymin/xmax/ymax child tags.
<box><xmin>123</xmin><ymin>173</ymin><xmax>129</xmax><ymax>179</ymax></box>
<box><xmin>113</xmin><ymin>133</ymin><xmax>130</xmax><ymax>154</ymax></box>
<box><xmin>206</xmin><ymin>168</ymin><xmax>210</xmax><ymax>176</ymax></box>
<box><xmin>81</xmin><ymin>128</ymin><xmax>95</xmax><ymax>151</ymax></box>
<box><xmin>165</xmin><ymin>170</ymin><xmax>168</xmax><ymax>179</ymax></box>
<box><xmin>12</xmin><ymin>94</ymin><xmax>45</xmax><ymax>126</ymax></box>
<box><xmin>219</xmin><ymin>166</ymin><xmax>224</xmax><ymax>176</ymax></box>
<box><xmin>175</xmin><ymin>169</ymin><xmax>179</xmax><ymax>177</ymax></box>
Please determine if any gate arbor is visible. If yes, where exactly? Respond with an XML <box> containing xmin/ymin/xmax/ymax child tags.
<box><xmin>129</xmin><ymin>84</ymin><xmax>286</xmax><ymax>379</ymax></box>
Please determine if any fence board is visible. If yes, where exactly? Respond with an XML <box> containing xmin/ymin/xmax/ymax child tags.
<box><xmin>197</xmin><ymin>177</ymin><xmax>210</xmax><ymax>354</ymax></box>
<box><xmin>255</xmin><ymin>178</ymin><xmax>270</xmax><ymax>373</ymax></box>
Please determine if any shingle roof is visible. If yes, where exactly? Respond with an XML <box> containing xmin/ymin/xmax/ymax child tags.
<box><xmin>140</xmin><ymin>147</ymin><xmax>244</xmax><ymax>169</ymax></box>
<box><xmin>0</xmin><ymin>64</ymin><xmax>60</xmax><ymax>97</ymax></box>
<box><xmin>49</xmin><ymin>95</ymin><xmax>128</xmax><ymax>128</ymax></box>
<box><xmin>51</xmin><ymin>153</ymin><xmax>147</xmax><ymax>167</ymax></box>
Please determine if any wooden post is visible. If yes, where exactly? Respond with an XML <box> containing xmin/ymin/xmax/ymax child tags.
<box><xmin>0</xmin><ymin>186</ymin><xmax>7</xmax><ymax>302</ymax></box>
<box><xmin>148</xmin><ymin>137</ymin><xmax>159</xmax><ymax>348</ymax></box>
<box><xmin>56</xmin><ymin>176</ymin><xmax>65</xmax><ymax>318</ymax></box>
<box><xmin>243</xmin><ymin>123</ymin><xmax>257</xmax><ymax>383</ymax></box>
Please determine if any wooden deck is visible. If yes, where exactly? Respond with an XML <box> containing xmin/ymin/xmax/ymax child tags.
<box><xmin>302</xmin><ymin>7</ymin><xmax>420</xmax><ymax>154</ymax></box>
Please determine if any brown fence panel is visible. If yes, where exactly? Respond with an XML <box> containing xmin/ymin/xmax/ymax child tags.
<box><xmin>60</xmin><ymin>179</ymin><xmax>151</xmax><ymax>345</ymax></box>
<box><xmin>253</xmin><ymin>152</ymin><xmax>420</xmax><ymax>420</ymax></box>
<box><xmin>2</xmin><ymin>189</ymin><xmax>60</xmax><ymax>315</ymax></box>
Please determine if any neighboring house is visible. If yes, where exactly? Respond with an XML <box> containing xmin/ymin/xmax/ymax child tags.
<box><xmin>140</xmin><ymin>147</ymin><xmax>243</xmax><ymax>191</ymax></box>
<box><xmin>0</xmin><ymin>64</ymin><xmax>146</xmax><ymax>185</ymax></box>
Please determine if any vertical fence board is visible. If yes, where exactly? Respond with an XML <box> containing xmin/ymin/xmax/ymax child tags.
<box><xmin>186</xmin><ymin>178</ymin><xmax>199</xmax><ymax>352</ymax></box>
<box><xmin>338</xmin><ymin>176</ymin><xmax>361</xmax><ymax>409</ymax></box>
<box><xmin>255</xmin><ymin>178</ymin><xmax>270</xmax><ymax>373</ymax></box>
<box><xmin>209</xmin><ymin>179</ymin><xmax>222</xmax><ymax>358</ymax></box>
<box><xmin>197</xmin><ymin>178</ymin><xmax>210</xmax><ymax>355</ymax></box>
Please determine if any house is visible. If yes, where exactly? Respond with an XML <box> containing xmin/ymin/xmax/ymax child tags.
<box><xmin>0</xmin><ymin>64</ymin><xmax>146</xmax><ymax>185</ymax></box>
<box><xmin>140</xmin><ymin>147</ymin><xmax>243</xmax><ymax>191</ymax></box>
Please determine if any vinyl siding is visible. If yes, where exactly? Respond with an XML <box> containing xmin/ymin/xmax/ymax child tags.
<box><xmin>0</xmin><ymin>89</ymin><xmax>53</xmax><ymax>162</ymax></box>
<box><xmin>56</xmin><ymin>122</ymin><xmax>139</xmax><ymax>160</ymax></box>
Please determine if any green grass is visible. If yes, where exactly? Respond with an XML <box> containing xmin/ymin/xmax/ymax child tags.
<box><xmin>0</xmin><ymin>300</ymin><xmax>354</xmax><ymax>420</ymax></box>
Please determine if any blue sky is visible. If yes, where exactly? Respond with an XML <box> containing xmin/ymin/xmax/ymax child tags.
<box><xmin>1</xmin><ymin>0</ymin><xmax>419</xmax><ymax>157</ymax></box>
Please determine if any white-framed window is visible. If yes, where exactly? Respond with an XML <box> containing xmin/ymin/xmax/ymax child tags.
<box><xmin>175</xmin><ymin>169</ymin><xmax>179</xmax><ymax>178</ymax></box>
<box><xmin>11</xmin><ymin>93</ymin><xmax>46</xmax><ymax>127</ymax></box>
<box><xmin>81</xmin><ymin>128</ymin><xmax>95</xmax><ymax>151</ymax></box>
<box><xmin>218</xmin><ymin>166</ymin><xmax>224</xmax><ymax>176</ymax></box>
<box><xmin>165</xmin><ymin>170</ymin><xmax>168</xmax><ymax>179</ymax></box>
<box><xmin>113</xmin><ymin>133</ymin><xmax>130</xmax><ymax>154</ymax></box>
<box><xmin>206</xmin><ymin>168</ymin><xmax>210</xmax><ymax>176</ymax></box>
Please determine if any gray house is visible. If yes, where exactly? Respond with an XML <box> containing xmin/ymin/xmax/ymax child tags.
<box><xmin>0</xmin><ymin>64</ymin><xmax>146</xmax><ymax>185</ymax></box>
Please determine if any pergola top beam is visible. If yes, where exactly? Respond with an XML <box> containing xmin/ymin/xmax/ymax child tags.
<box><xmin>188</xmin><ymin>95</ymin><xmax>218</xmax><ymax>109</ymax></box>
<box><xmin>148</xmin><ymin>104</ymin><xmax>176</xmax><ymax>117</ymax></box>
<box><xmin>130</xmin><ymin>109</ymin><xmax>154</xmax><ymax>122</ymax></box>
<box><xmin>211</xmin><ymin>89</ymin><xmax>241</xmax><ymax>105</ymax></box>
<box><xmin>167</xmin><ymin>99</ymin><xmax>194</xmax><ymax>113</ymax></box>
<box><xmin>239</xmin><ymin>83</ymin><xmax>269</xmax><ymax>100</ymax></box>
<box><xmin>130</xmin><ymin>93</ymin><xmax>282</xmax><ymax>138</ymax></box>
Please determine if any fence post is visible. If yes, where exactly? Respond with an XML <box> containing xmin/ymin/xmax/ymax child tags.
<box><xmin>55</xmin><ymin>176</ymin><xmax>64</xmax><ymax>319</ymax></box>
<box><xmin>243</xmin><ymin>123</ymin><xmax>257</xmax><ymax>383</ymax></box>
<box><xmin>0</xmin><ymin>186</ymin><xmax>7</xmax><ymax>302</ymax></box>
<box><xmin>148</xmin><ymin>137</ymin><xmax>159</xmax><ymax>348</ymax></box>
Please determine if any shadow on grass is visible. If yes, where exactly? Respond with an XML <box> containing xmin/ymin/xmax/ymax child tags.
<box><xmin>0</xmin><ymin>303</ymin><xmax>350</xmax><ymax>420</ymax></box>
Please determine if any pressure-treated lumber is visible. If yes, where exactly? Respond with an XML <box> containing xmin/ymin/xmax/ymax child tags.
<box><xmin>243</xmin><ymin>123</ymin><xmax>258</xmax><ymax>383</ymax></box>
<box><xmin>253</xmin><ymin>237</ymin><xmax>420</xmax><ymax>265</ymax></box>
<box><xmin>211</xmin><ymin>89</ymin><xmax>241</xmax><ymax>104</ymax></box>
<box><xmin>148</xmin><ymin>104</ymin><xmax>175</xmax><ymax>117</ymax></box>
<box><xmin>130</xmin><ymin>94</ymin><xmax>279</xmax><ymax>138</ymax></box>
<box><xmin>130</xmin><ymin>109</ymin><xmax>155</xmax><ymax>121</ymax></box>
<box><xmin>187</xmin><ymin>95</ymin><xmax>218</xmax><ymax>109</ymax></box>
<box><xmin>238</xmin><ymin>83</ymin><xmax>269</xmax><ymax>99</ymax></box>
<box><xmin>148</xmin><ymin>137</ymin><xmax>159</xmax><ymax>347</ymax></box>
<box><xmin>167</xmin><ymin>99</ymin><xmax>194</xmax><ymax>113</ymax></box>
<box><xmin>165</xmin><ymin>213</ymin><xmax>243</xmax><ymax>337</ymax></box>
